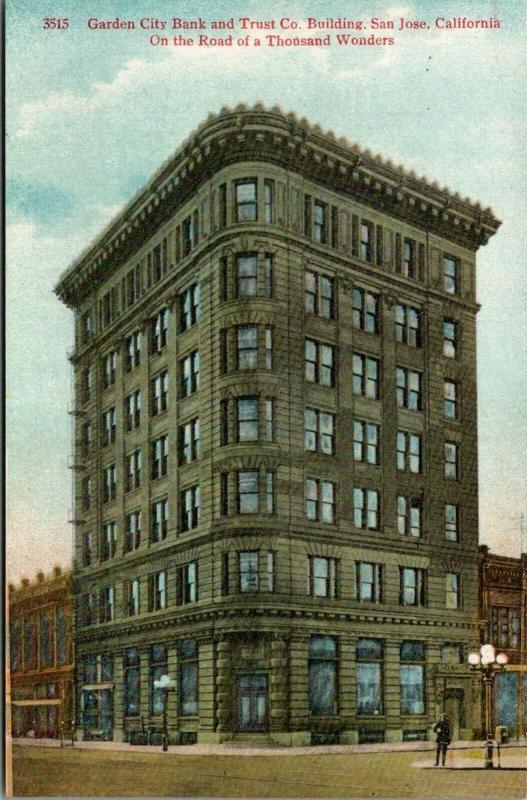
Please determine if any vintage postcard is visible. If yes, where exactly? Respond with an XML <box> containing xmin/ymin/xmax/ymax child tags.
<box><xmin>5</xmin><ymin>0</ymin><xmax>527</xmax><ymax>797</ymax></box>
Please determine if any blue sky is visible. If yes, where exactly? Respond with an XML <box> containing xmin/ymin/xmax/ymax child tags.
<box><xmin>6</xmin><ymin>0</ymin><xmax>527</xmax><ymax>580</ymax></box>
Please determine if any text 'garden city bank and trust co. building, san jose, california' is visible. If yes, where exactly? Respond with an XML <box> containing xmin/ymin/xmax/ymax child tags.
<box><xmin>55</xmin><ymin>105</ymin><xmax>500</xmax><ymax>745</ymax></box>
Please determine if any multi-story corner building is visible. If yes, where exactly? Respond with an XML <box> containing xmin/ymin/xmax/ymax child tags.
<box><xmin>480</xmin><ymin>547</ymin><xmax>527</xmax><ymax>739</ymax></box>
<box><xmin>55</xmin><ymin>104</ymin><xmax>500</xmax><ymax>745</ymax></box>
<box><xmin>8</xmin><ymin>567</ymin><xmax>73</xmax><ymax>738</ymax></box>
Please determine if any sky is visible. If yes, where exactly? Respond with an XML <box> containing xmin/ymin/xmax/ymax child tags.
<box><xmin>6</xmin><ymin>0</ymin><xmax>527</xmax><ymax>582</ymax></box>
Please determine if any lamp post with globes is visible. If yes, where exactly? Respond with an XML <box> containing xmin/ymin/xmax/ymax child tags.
<box><xmin>153</xmin><ymin>674</ymin><xmax>176</xmax><ymax>752</ymax></box>
<box><xmin>468</xmin><ymin>644</ymin><xmax>508</xmax><ymax>768</ymax></box>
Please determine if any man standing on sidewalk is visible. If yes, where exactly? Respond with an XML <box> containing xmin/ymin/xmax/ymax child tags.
<box><xmin>433</xmin><ymin>713</ymin><xmax>452</xmax><ymax>766</ymax></box>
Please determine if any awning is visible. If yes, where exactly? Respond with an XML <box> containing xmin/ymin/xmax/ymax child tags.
<box><xmin>12</xmin><ymin>699</ymin><xmax>62</xmax><ymax>707</ymax></box>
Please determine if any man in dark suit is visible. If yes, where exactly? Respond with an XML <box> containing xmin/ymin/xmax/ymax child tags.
<box><xmin>433</xmin><ymin>713</ymin><xmax>452</xmax><ymax>766</ymax></box>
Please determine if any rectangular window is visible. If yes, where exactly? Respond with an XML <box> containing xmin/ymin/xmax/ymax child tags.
<box><xmin>220</xmin><ymin>473</ymin><xmax>229</xmax><ymax>516</ymax></box>
<box><xmin>443</xmin><ymin>255</ymin><xmax>458</xmax><ymax>294</ymax></box>
<box><xmin>356</xmin><ymin>638</ymin><xmax>383</xmax><ymax>715</ymax></box>
<box><xmin>304</xmin><ymin>270</ymin><xmax>335</xmax><ymax>318</ymax></box>
<box><xmin>82</xmin><ymin>530</ymin><xmax>93</xmax><ymax>566</ymax></box>
<box><xmin>264</xmin><ymin>179</ymin><xmax>274</xmax><ymax>224</ymax></box>
<box><xmin>308</xmin><ymin>556</ymin><xmax>337</xmax><ymax>598</ymax></box>
<box><xmin>182</xmin><ymin>215</ymin><xmax>195</xmax><ymax>256</ymax></box>
<box><xmin>179</xmin><ymin>418</ymin><xmax>200</xmax><ymax>463</ymax></box>
<box><xmin>397</xmin><ymin>431</ymin><xmax>422</xmax><ymax>473</ymax></box>
<box><xmin>265</xmin><ymin>326</ymin><xmax>273</xmax><ymax>369</ymax></box>
<box><xmin>265</xmin><ymin>398</ymin><xmax>274</xmax><ymax>442</ymax></box>
<box><xmin>237</xmin><ymin>396</ymin><xmax>258</xmax><ymax>442</ymax></box>
<box><xmin>360</xmin><ymin>221</ymin><xmax>373</xmax><ymax>262</ymax></box>
<box><xmin>180</xmin><ymin>485</ymin><xmax>200</xmax><ymax>531</ymax></box>
<box><xmin>353</xmin><ymin>488</ymin><xmax>380</xmax><ymax>530</ymax></box>
<box><xmin>219</xmin><ymin>183</ymin><xmax>227</xmax><ymax>228</ymax></box>
<box><xmin>305</xmin><ymin>478</ymin><xmax>335</xmax><ymax>523</ymax></box>
<box><xmin>353</xmin><ymin>288</ymin><xmax>379</xmax><ymax>333</ymax></box>
<box><xmin>177</xmin><ymin>562</ymin><xmax>198</xmax><ymax>604</ymax></box>
<box><xmin>305</xmin><ymin>339</ymin><xmax>335</xmax><ymax>386</ymax></box>
<box><xmin>82</xmin><ymin>421</ymin><xmax>92</xmax><ymax>452</ymax></box>
<box><xmin>179</xmin><ymin>640</ymin><xmax>198</xmax><ymax>716</ymax></box>
<box><xmin>151</xmin><ymin>308</ymin><xmax>168</xmax><ymax>353</ymax></box>
<box><xmin>126</xmin><ymin>449</ymin><xmax>142</xmax><ymax>492</ymax></box>
<box><xmin>353</xmin><ymin>353</ymin><xmax>379</xmax><ymax>399</ymax></box>
<box><xmin>124</xmin><ymin>510</ymin><xmax>141</xmax><ymax>552</ymax></box>
<box><xmin>102</xmin><ymin>351</ymin><xmax>117</xmax><ymax>389</ymax></box>
<box><xmin>237</xmin><ymin>470</ymin><xmax>259</xmax><ymax>513</ymax></box>
<box><xmin>151</xmin><ymin>371</ymin><xmax>168</xmax><ymax>416</ymax></box>
<box><xmin>266</xmin><ymin>471</ymin><xmax>274</xmax><ymax>513</ymax></box>
<box><xmin>395</xmin><ymin>304</ymin><xmax>421</xmax><ymax>347</ymax></box>
<box><xmin>149</xmin><ymin>643</ymin><xmax>168</xmax><ymax>715</ymax></box>
<box><xmin>123</xmin><ymin>647</ymin><xmax>140</xmax><ymax>716</ymax></box>
<box><xmin>397</xmin><ymin>496</ymin><xmax>422</xmax><ymax>538</ymax></box>
<box><xmin>235</xmin><ymin>179</ymin><xmax>257</xmax><ymax>222</ymax></box>
<box><xmin>82</xmin><ymin>476</ymin><xmax>91</xmax><ymax>511</ymax></box>
<box><xmin>445</xmin><ymin>441</ymin><xmax>458</xmax><ymax>479</ymax></box>
<box><xmin>99</xmin><ymin>586</ymin><xmax>114</xmax><ymax>623</ymax></box>
<box><xmin>353</xmin><ymin>420</ymin><xmax>379</xmax><ymax>464</ymax></box>
<box><xmin>125</xmin><ymin>390</ymin><xmax>141</xmax><ymax>431</ymax></box>
<box><xmin>305</xmin><ymin>408</ymin><xmax>335</xmax><ymax>455</ymax></box>
<box><xmin>151</xmin><ymin>497</ymin><xmax>169</xmax><ymax>542</ymax></box>
<box><xmin>314</xmin><ymin>200</ymin><xmax>327</xmax><ymax>244</ymax></box>
<box><xmin>400</xmin><ymin>568</ymin><xmax>426</xmax><ymax>606</ymax></box>
<box><xmin>396</xmin><ymin>367</ymin><xmax>422</xmax><ymax>411</ymax></box>
<box><xmin>102</xmin><ymin>464</ymin><xmax>117</xmax><ymax>502</ymax></box>
<box><xmin>444</xmin><ymin>380</ymin><xmax>458</xmax><ymax>419</ymax></box>
<box><xmin>81</xmin><ymin>367</ymin><xmax>93</xmax><ymax>402</ymax></box>
<box><xmin>309</xmin><ymin>636</ymin><xmax>338</xmax><ymax>716</ymax></box>
<box><xmin>445</xmin><ymin>573</ymin><xmax>461</xmax><ymax>609</ymax></box>
<box><xmin>81</xmin><ymin>310</ymin><xmax>93</xmax><ymax>342</ymax></box>
<box><xmin>148</xmin><ymin>571</ymin><xmax>167</xmax><ymax>611</ymax></box>
<box><xmin>441</xmin><ymin>644</ymin><xmax>462</xmax><ymax>664</ymax></box>
<box><xmin>491</xmin><ymin>607</ymin><xmax>521</xmax><ymax>650</ymax></box>
<box><xmin>180</xmin><ymin>351</ymin><xmax>200</xmax><ymax>397</ymax></box>
<box><xmin>126</xmin><ymin>579</ymin><xmax>140</xmax><ymax>616</ymax></box>
<box><xmin>221</xmin><ymin>552</ymin><xmax>230</xmax><ymax>595</ymax></box>
<box><xmin>126</xmin><ymin>263</ymin><xmax>141</xmax><ymax>308</ymax></box>
<box><xmin>239</xmin><ymin>551</ymin><xmax>259</xmax><ymax>593</ymax></box>
<box><xmin>78</xmin><ymin>594</ymin><xmax>95</xmax><ymax>628</ymax></box>
<box><xmin>125</xmin><ymin>331</ymin><xmax>141</xmax><ymax>371</ymax></box>
<box><xmin>180</xmin><ymin>284</ymin><xmax>200</xmax><ymax>331</ymax></box>
<box><xmin>403</xmin><ymin>239</ymin><xmax>416</xmax><ymax>279</ymax></box>
<box><xmin>443</xmin><ymin>319</ymin><xmax>457</xmax><ymax>358</ymax></box>
<box><xmin>356</xmin><ymin>562</ymin><xmax>383</xmax><ymax>602</ymax></box>
<box><xmin>101</xmin><ymin>407</ymin><xmax>116</xmax><ymax>446</ymax></box>
<box><xmin>237</xmin><ymin>325</ymin><xmax>258</xmax><ymax>369</ymax></box>
<box><xmin>151</xmin><ymin>435</ymin><xmax>168</xmax><ymax>480</ymax></box>
<box><xmin>400</xmin><ymin>641</ymin><xmax>425</xmax><ymax>715</ymax></box>
<box><xmin>445</xmin><ymin>503</ymin><xmax>459</xmax><ymax>541</ymax></box>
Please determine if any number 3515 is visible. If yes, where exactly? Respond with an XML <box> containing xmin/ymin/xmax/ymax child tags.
<box><xmin>43</xmin><ymin>18</ymin><xmax>69</xmax><ymax>29</ymax></box>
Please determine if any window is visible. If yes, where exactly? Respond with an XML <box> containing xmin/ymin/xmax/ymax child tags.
<box><xmin>151</xmin><ymin>497</ymin><xmax>169</xmax><ymax>542</ymax></box>
<box><xmin>179</xmin><ymin>418</ymin><xmax>200</xmax><ymax>463</ymax></box>
<box><xmin>125</xmin><ymin>331</ymin><xmax>141</xmax><ymax>371</ymax></box>
<box><xmin>352</xmin><ymin>354</ymin><xmax>379</xmax><ymax>399</ymax></box>
<box><xmin>102</xmin><ymin>464</ymin><xmax>117</xmax><ymax>502</ymax></box>
<box><xmin>102</xmin><ymin>351</ymin><xmax>117</xmax><ymax>388</ymax></box>
<box><xmin>39</xmin><ymin>611</ymin><xmax>53</xmax><ymax>668</ymax></box>
<box><xmin>81</xmin><ymin>367</ymin><xmax>93</xmax><ymax>402</ymax></box>
<box><xmin>444</xmin><ymin>380</ymin><xmax>458</xmax><ymax>419</ymax></box>
<box><xmin>353</xmin><ymin>488</ymin><xmax>380</xmax><ymax>530</ymax></box>
<box><xmin>237</xmin><ymin>325</ymin><xmax>257</xmax><ymax>369</ymax></box>
<box><xmin>400</xmin><ymin>568</ymin><xmax>426</xmax><ymax>606</ymax></box>
<box><xmin>148</xmin><ymin>571</ymin><xmax>167</xmax><ymax>611</ymax></box>
<box><xmin>305</xmin><ymin>339</ymin><xmax>335</xmax><ymax>386</ymax></box>
<box><xmin>395</xmin><ymin>304</ymin><xmax>421</xmax><ymax>347</ymax></box>
<box><xmin>78</xmin><ymin>594</ymin><xmax>95</xmax><ymax>628</ymax></box>
<box><xmin>151</xmin><ymin>308</ymin><xmax>168</xmax><ymax>353</ymax></box>
<box><xmin>353</xmin><ymin>420</ymin><xmax>379</xmax><ymax>465</ymax></box>
<box><xmin>101</xmin><ymin>407</ymin><xmax>116</xmax><ymax>446</ymax></box>
<box><xmin>126</xmin><ymin>449</ymin><xmax>142</xmax><ymax>492</ymax></box>
<box><xmin>151</xmin><ymin>370</ymin><xmax>168</xmax><ymax>415</ymax></box>
<box><xmin>397</xmin><ymin>431</ymin><xmax>421</xmax><ymax>473</ymax></box>
<box><xmin>265</xmin><ymin>472</ymin><xmax>274</xmax><ymax>513</ymax></box>
<box><xmin>307</xmin><ymin>556</ymin><xmax>338</xmax><ymax>598</ymax></box>
<box><xmin>149</xmin><ymin>239</ymin><xmax>168</xmax><ymax>282</ymax></box>
<box><xmin>353</xmin><ymin>289</ymin><xmax>379</xmax><ymax>333</ymax></box>
<box><xmin>305</xmin><ymin>478</ymin><xmax>335</xmax><ymax>523</ymax></box>
<box><xmin>237</xmin><ymin>397</ymin><xmax>258</xmax><ymax>441</ymax></box>
<box><xmin>360</xmin><ymin>221</ymin><xmax>373</xmax><ymax>262</ymax></box>
<box><xmin>397</xmin><ymin>496</ymin><xmax>422</xmax><ymax>538</ymax></box>
<box><xmin>305</xmin><ymin>408</ymin><xmax>335</xmax><ymax>454</ymax></box>
<box><xmin>82</xmin><ymin>421</ymin><xmax>92</xmax><ymax>452</ymax></box>
<box><xmin>264</xmin><ymin>178</ymin><xmax>274</xmax><ymax>223</ymax></box>
<box><xmin>151</xmin><ymin>435</ymin><xmax>168</xmax><ymax>480</ymax></box>
<box><xmin>82</xmin><ymin>530</ymin><xmax>93</xmax><ymax>566</ymax></box>
<box><xmin>179</xmin><ymin>640</ymin><xmax>198</xmax><ymax>716</ymax></box>
<box><xmin>123</xmin><ymin>647</ymin><xmax>140</xmax><ymax>716</ymax></box>
<box><xmin>443</xmin><ymin>319</ymin><xmax>457</xmax><ymax>358</ymax></box>
<box><xmin>99</xmin><ymin>586</ymin><xmax>114</xmax><ymax>623</ymax></box>
<box><xmin>235</xmin><ymin>179</ymin><xmax>257</xmax><ymax>222</ymax></box>
<box><xmin>491</xmin><ymin>607</ymin><xmax>521</xmax><ymax>650</ymax></box>
<box><xmin>219</xmin><ymin>183</ymin><xmax>227</xmax><ymax>227</ymax></box>
<box><xmin>400</xmin><ymin>642</ymin><xmax>425</xmax><ymax>715</ymax></box>
<box><xmin>81</xmin><ymin>310</ymin><xmax>93</xmax><ymax>342</ymax></box>
<box><xmin>265</xmin><ymin>399</ymin><xmax>274</xmax><ymax>442</ymax></box>
<box><xmin>356</xmin><ymin>638</ymin><xmax>383</xmax><ymax>715</ymax></box>
<box><xmin>445</xmin><ymin>573</ymin><xmax>461</xmax><ymax>609</ymax></box>
<box><xmin>444</xmin><ymin>441</ymin><xmax>458</xmax><ymax>479</ymax></box>
<box><xmin>314</xmin><ymin>200</ymin><xmax>327</xmax><ymax>243</ymax></box>
<box><xmin>239</xmin><ymin>551</ymin><xmax>259</xmax><ymax>593</ymax></box>
<box><xmin>396</xmin><ymin>367</ymin><xmax>422</xmax><ymax>411</ymax></box>
<box><xmin>177</xmin><ymin>562</ymin><xmax>198</xmax><ymax>604</ymax></box>
<box><xmin>445</xmin><ymin>503</ymin><xmax>459</xmax><ymax>541</ymax></box>
<box><xmin>237</xmin><ymin>471</ymin><xmax>259</xmax><ymax>513</ymax></box>
<box><xmin>403</xmin><ymin>239</ymin><xmax>416</xmax><ymax>279</ymax></box>
<box><xmin>441</xmin><ymin>644</ymin><xmax>462</xmax><ymax>664</ymax></box>
<box><xmin>126</xmin><ymin>579</ymin><xmax>140</xmax><ymax>616</ymax></box>
<box><xmin>180</xmin><ymin>485</ymin><xmax>200</xmax><ymax>531</ymax></box>
<box><xmin>266</xmin><ymin>551</ymin><xmax>275</xmax><ymax>591</ymax></box>
<box><xmin>82</xmin><ymin>476</ymin><xmax>92</xmax><ymax>511</ymax></box>
<box><xmin>182</xmin><ymin>215</ymin><xmax>196</xmax><ymax>256</ymax></box>
<box><xmin>265</xmin><ymin>326</ymin><xmax>273</xmax><ymax>368</ymax></box>
<box><xmin>125</xmin><ymin>510</ymin><xmax>141</xmax><ymax>552</ymax></box>
<box><xmin>150</xmin><ymin>644</ymin><xmax>168</xmax><ymax>715</ymax></box>
<box><xmin>125</xmin><ymin>390</ymin><xmax>141</xmax><ymax>431</ymax></box>
<box><xmin>101</xmin><ymin>521</ymin><xmax>116</xmax><ymax>561</ymax></box>
<box><xmin>443</xmin><ymin>255</ymin><xmax>458</xmax><ymax>294</ymax></box>
<box><xmin>235</xmin><ymin>253</ymin><xmax>272</xmax><ymax>298</ymax></box>
<box><xmin>180</xmin><ymin>351</ymin><xmax>200</xmax><ymax>397</ymax></box>
<box><xmin>309</xmin><ymin>636</ymin><xmax>338</xmax><ymax>715</ymax></box>
<box><xmin>180</xmin><ymin>284</ymin><xmax>200</xmax><ymax>331</ymax></box>
<box><xmin>356</xmin><ymin>562</ymin><xmax>383</xmax><ymax>602</ymax></box>
<box><xmin>304</xmin><ymin>270</ymin><xmax>335</xmax><ymax>318</ymax></box>
<box><xmin>125</xmin><ymin>263</ymin><xmax>141</xmax><ymax>308</ymax></box>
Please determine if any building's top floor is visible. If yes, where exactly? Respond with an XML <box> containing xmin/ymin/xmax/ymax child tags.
<box><xmin>479</xmin><ymin>546</ymin><xmax>527</xmax><ymax>592</ymax></box>
<box><xmin>54</xmin><ymin>104</ymin><xmax>501</xmax><ymax>309</ymax></box>
<box><xmin>9</xmin><ymin>565</ymin><xmax>72</xmax><ymax>611</ymax></box>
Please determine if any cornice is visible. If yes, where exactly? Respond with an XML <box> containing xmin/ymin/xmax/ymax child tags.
<box><xmin>54</xmin><ymin>104</ymin><xmax>501</xmax><ymax>308</ymax></box>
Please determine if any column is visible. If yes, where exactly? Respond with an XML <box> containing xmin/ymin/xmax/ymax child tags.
<box><xmin>198</xmin><ymin>640</ymin><xmax>215</xmax><ymax>739</ymax></box>
<box><xmin>270</xmin><ymin>636</ymin><xmax>288</xmax><ymax>734</ymax></box>
<box><xmin>216</xmin><ymin>637</ymin><xmax>232</xmax><ymax>739</ymax></box>
<box><xmin>113</xmin><ymin>653</ymin><xmax>124</xmax><ymax>742</ymax></box>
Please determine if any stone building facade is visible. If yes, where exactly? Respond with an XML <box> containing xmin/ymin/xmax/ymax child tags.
<box><xmin>480</xmin><ymin>547</ymin><xmax>527</xmax><ymax>739</ymax></box>
<box><xmin>8</xmin><ymin>567</ymin><xmax>73</xmax><ymax>738</ymax></box>
<box><xmin>55</xmin><ymin>104</ymin><xmax>500</xmax><ymax>744</ymax></box>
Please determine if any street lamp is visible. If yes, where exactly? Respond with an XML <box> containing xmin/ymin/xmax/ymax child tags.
<box><xmin>153</xmin><ymin>674</ymin><xmax>176</xmax><ymax>751</ymax></box>
<box><xmin>468</xmin><ymin>644</ymin><xmax>508</xmax><ymax>768</ymax></box>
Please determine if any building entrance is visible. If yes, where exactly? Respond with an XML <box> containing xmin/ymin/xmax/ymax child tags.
<box><xmin>81</xmin><ymin>688</ymin><xmax>113</xmax><ymax>740</ymax></box>
<box><xmin>236</xmin><ymin>673</ymin><xmax>268</xmax><ymax>732</ymax></box>
<box><xmin>443</xmin><ymin>690</ymin><xmax>464</xmax><ymax>741</ymax></box>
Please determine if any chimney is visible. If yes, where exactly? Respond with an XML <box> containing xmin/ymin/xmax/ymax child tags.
<box><xmin>53</xmin><ymin>565</ymin><xmax>62</xmax><ymax>577</ymax></box>
<box><xmin>21</xmin><ymin>578</ymin><xmax>30</xmax><ymax>587</ymax></box>
<box><xmin>37</xmin><ymin>572</ymin><xmax>45</xmax><ymax>583</ymax></box>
